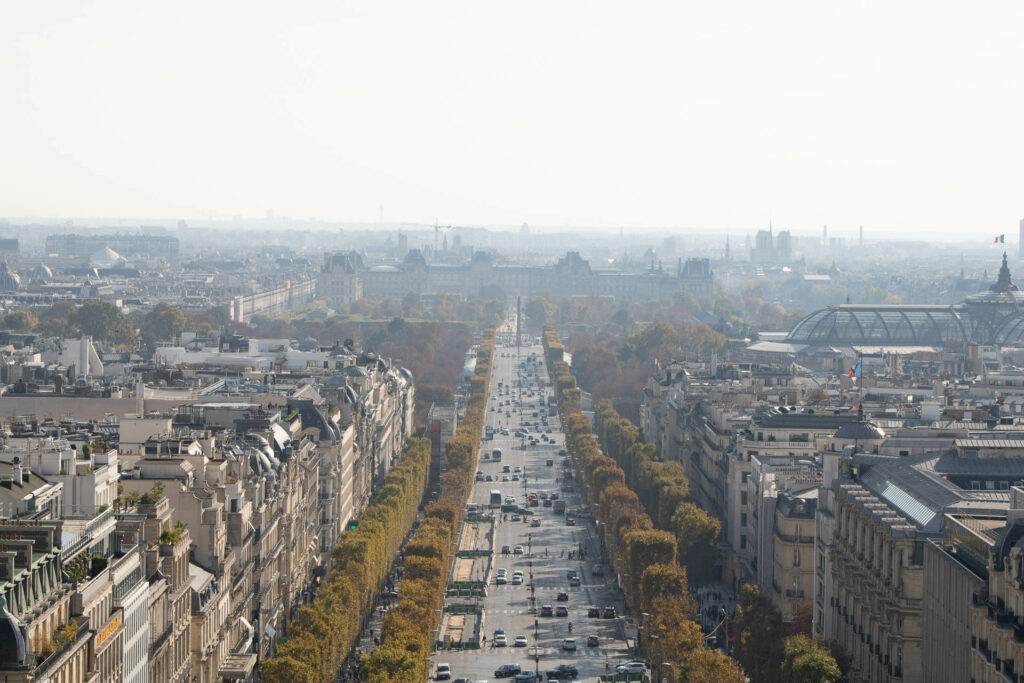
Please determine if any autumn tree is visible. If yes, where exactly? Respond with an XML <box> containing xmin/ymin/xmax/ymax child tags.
<box><xmin>735</xmin><ymin>584</ymin><xmax>786</xmax><ymax>683</ymax></box>
<box><xmin>2</xmin><ymin>310</ymin><xmax>37</xmax><ymax>331</ymax></box>
<box><xmin>780</xmin><ymin>635</ymin><xmax>843</xmax><ymax>683</ymax></box>
<box><xmin>141</xmin><ymin>303</ymin><xmax>188</xmax><ymax>345</ymax></box>
<box><xmin>72</xmin><ymin>301</ymin><xmax>135</xmax><ymax>345</ymax></box>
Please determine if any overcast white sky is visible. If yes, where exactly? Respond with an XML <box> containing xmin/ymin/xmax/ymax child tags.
<box><xmin>2</xmin><ymin>1</ymin><xmax>1022</xmax><ymax>238</ymax></box>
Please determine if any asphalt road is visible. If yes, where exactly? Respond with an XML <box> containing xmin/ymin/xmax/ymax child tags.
<box><xmin>430</xmin><ymin>330</ymin><xmax>630</xmax><ymax>683</ymax></box>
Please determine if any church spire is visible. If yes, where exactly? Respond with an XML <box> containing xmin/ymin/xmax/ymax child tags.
<box><xmin>990</xmin><ymin>251</ymin><xmax>1018</xmax><ymax>293</ymax></box>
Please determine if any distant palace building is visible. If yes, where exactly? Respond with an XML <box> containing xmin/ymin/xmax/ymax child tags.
<box><xmin>319</xmin><ymin>249</ymin><xmax>714</xmax><ymax>306</ymax></box>
<box><xmin>45</xmin><ymin>234</ymin><xmax>180</xmax><ymax>261</ymax></box>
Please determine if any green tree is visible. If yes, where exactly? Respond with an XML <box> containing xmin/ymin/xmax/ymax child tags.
<box><xmin>142</xmin><ymin>303</ymin><xmax>188</xmax><ymax>344</ymax></box>
<box><xmin>71</xmin><ymin>301</ymin><xmax>135</xmax><ymax>345</ymax></box>
<box><xmin>478</xmin><ymin>283</ymin><xmax>507</xmax><ymax>302</ymax></box>
<box><xmin>780</xmin><ymin>635</ymin><xmax>843</xmax><ymax>683</ymax></box>
<box><xmin>525</xmin><ymin>297</ymin><xmax>555</xmax><ymax>329</ymax></box>
<box><xmin>735</xmin><ymin>584</ymin><xmax>785</xmax><ymax>683</ymax></box>
<box><xmin>806</xmin><ymin>387</ymin><xmax>829</xmax><ymax>405</ymax></box>
<box><xmin>611</xmin><ymin>308</ymin><xmax>632</xmax><ymax>334</ymax></box>
<box><xmin>2</xmin><ymin>310</ymin><xmax>38</xmax><ymax>331</ymax></box>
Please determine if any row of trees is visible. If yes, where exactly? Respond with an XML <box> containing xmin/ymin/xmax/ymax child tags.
<box><xmin>358</xmin><ymin>328</ymin><xmax>496</xmax><ymax>683</ymax></box>
<box><xmin>592</xmin><ymin>399</ymin><xmax>721</xmax><ymax>585</ymax></box>
<box><xmin>260</xmin><ymin>436</ymin><xmax>433</xmax><ymax>683</ymax></box>
<box><xmin>543</xmin><ymin>329</ymin><xmax>743</xmax><ymax>682</ymax></box>
<box><xmin>546</xmin><ymin>328</ymin><xmax>846</xmax><ymax>682</ymax></box>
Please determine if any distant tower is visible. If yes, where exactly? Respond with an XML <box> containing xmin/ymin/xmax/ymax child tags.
<box><xmin>725</xmin><ymin>234</ymin><xmax>731</xmax><ymax>260</ymax></box>
<box><xmin>859</xmin><ymin>225</ymin><xmax>864</xmax><ymax>246</ymax></box>
<box><xmin>516</xmin><ymin>295</ymin><xmax>522</xmax><ymax>349</ymax></box>
<box><xmin>1019</xmin><ymin>218</ymin><xmax>1024</xmax><ymax>260</ymax></box>
<box><xmin>823</xmin><ymin>224</ymin><xmax>828</xmax><ymax>245</ymax></box>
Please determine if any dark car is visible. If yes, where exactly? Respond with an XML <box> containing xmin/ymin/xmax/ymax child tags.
<box><xmin>545</xmin><ymin>664</ymin><xmax>579</xmax><ymax>680</ymax></box>
<box><xmin>494</xmin><ymin>663</ymin><xmax>522</xmax><ymax>678</ymax></box>
<box><xmin>586</xmin><ymin>635</ymin><xmax>600</xmax><ymax>647</ymax></box>
<box><xmin>555</xmin><ymin>605</ymin><xmax>569</xmax><ymax>617</ymax></box>
<box><xmin>602</xmin><ymin>606</ymin><xmax>617</xmax><ymax>619</ymax></box>
<box><xmin>587</xmin><ymin>607</ymin><xmax>600</xmax><ymax>618</ymax></box>
<box><xmin>556</xmin><ymin>592</ymin><xmax>569</xmax><ymax>601</ymax></box>
<box><xmin>541</xmin><ymin>604</ymin><xmax>554</xmax><ymax>616</ymax></box>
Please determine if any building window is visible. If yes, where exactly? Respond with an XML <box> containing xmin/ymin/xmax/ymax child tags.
<box><xmin>740</xmin><ymin>535</ymin><xmax>747</xmax><ymax>550</ymax></box>
<box><xmin>741</xmin><ymin>513</ymin><xmax>747</xmax><ymax>526</ymax></box>
<box><xmin>741</xmin><ymin>491</ymin><xmax>748</xmax><ymax>505</ymax></box>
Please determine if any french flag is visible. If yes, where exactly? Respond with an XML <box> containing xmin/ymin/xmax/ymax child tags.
<box><xmin>995</xmin><ymin>234</ymin><xmax>1006</xmax><ymax>243</ymax></box>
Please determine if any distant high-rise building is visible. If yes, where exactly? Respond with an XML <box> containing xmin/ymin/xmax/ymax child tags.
<box><xmin>823</xmin><ymin>224</ymin><xmax>828</xmax><ymax>245</ymax></box>
<box><xmin>1019</xmin><ymin>218</ymin><xmax>1024</xmax><ymax>259</ymax></box>
<box><xmin>859</xmin><ymin>225</ymin><xmax>864</xmax><ymax>246</ymax></box>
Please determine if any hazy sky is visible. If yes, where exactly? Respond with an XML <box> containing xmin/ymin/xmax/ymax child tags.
<box><xmin>2</xmin><ymin>1</ymin><xmax>1022</xmax><ymax>237</ymax></box>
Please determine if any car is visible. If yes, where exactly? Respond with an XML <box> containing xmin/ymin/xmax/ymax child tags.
<box><xmin>501</xmin><ymin>545</ymin><xmax>511</xmax><ymax>554</ymax></box>
<box><xmin>476</xmin><ymin>472</ymin><xmax>485</xmax><ymax>481</ymax></box>
<box><xmin>555</xmin><ymin>605</ymin><xmax>568</xmax><ymax>617</ymax></box>
<box><xmin>453</xmin><ymin>678</ymin><xmax>471</xmax><ymax>683</ymax></box>
<box><xmin>543</xmin><ymin>499</ymin><xmax>553</xmax><ymax>507</ymax></box>
<box><xmin>496</xmin><ymin>575</ymin><xmax>507</xmax><ymax>584</ymax></box>
<box><xmin>591</xmin><ymin>564</ymin><xmax>604</xmax><ymax>576</ymax></box>
<box><xmin>513</xmin><ymin>673</ymin><xmax>539</xmax><ymax>683</ymax></box>
<box><xmin>556</xmin><ymin>591</ymin><xmax>568</xmax><ymax>601</ymax></box>
<box><xmin>566</xmin><ymin>569</ymin><xmax>577</xmax><ymax>579</ymax></box>
<box><xmin>602</xmin><ymin>606</ymin><xmax>617</xmax><ymax>619</ymax></box>
<box><xmin>565</xmin><ymin>518</ymin><xmax>576</xmax><ymax>526</ymax></box>
<box><xmin>540</xmin><ymin>604</ymin><xmax>553</xmax><ymax>616</ymax></box>
<box><xmin>513</xmin><ymin>635</ymin><xmax>528</xmax><ymax>647</ymax></box>
<box><xmin>486</xmin><ymin>475</ymin><xmax>494</xmax><ymax>482</ymax></box>
<box><xmin>512</xmin><ymin>474</ymin><xmax>520</xmax><ymax>481</ymax></box>
<box><xmin>530</xmin><ymin>519</ymin><xmax>540</xmax><ymax>527</ymax></box>
<box><xmin>586</xmin><ymin>635</ymin><xmax>600</xmax><ymax>647</ymax></box>
<box><xmin>502</xmin><ymin>476</ymin><xmax>510</xmax><ymax>482</ymax></box>
<box><xmin>436</xmin><ymin>663</ymin><xmax>452</xmax><ymax>680</ymax></box>
<box><xmin>494</xmin><ymin>628</ymin><xmax>505</xmax><ymax>638</ymax></box>
<box><xmin>550</xmin><ymin>493</ymin><xmax>559</xmax><ymax>500</ymax></box>
<box><xmin>587</xmin><ymin>607</ymin><xmax>600</xmax><ymax>618</ymax></box>
<box><xmin>494</xmin><ymin>634</ymin><xmax>508</xmax><ymax>646</ymax></box>
<box><xmin>561</xmin><ymin>638</ymin><xmax>577</xmax><ymax>651</ymax></box>
<box><xmin>511</xmin><ymin>514</ymin><xmax>521</xmax><ymax>521</ymax></box>
<box><xmin>513</xmin><ymin>545</ymin><xmax>524</xmax><ymax>554</ymax></box>
<box><xmin>616</xmin><ymin>662</ymin><xmax>648</xmax><ymax>674</ymax></box>
<box><xmin>539</xmin><ymin>492</ymin><xmax>549</xmax><ymax>500</ymax></box>
<box><xmin>514</xmin><ymin>466</ymin><xmax>522</xmax><ymax>472</ymax></box>
<box><xmin>568</xmin><ymin>576</ymin><xmax>581</xmax><ymax>587</ymax></box>
<box><xmin>545</xmin><ymin>664</ymin><xmax>579</xmax><ymax>680</ymax></box>
<box><xmin>494</xmin><ymin>663</ymin><xmax>521</xmax><ymax>678</ymax></box>
<box><xmin>511</xmin><ymin>575</ymin><xmax>523</xmax><ymax>585</ymax></box>
<box><xmin>558</xmin><ymin>449</ymin><xmax>567</xmax><ymax>455</ymax></box>
<box><xmin>512</xmin><ymin>569</ymin><xmax>523</xmax><ymax>577</ymax></box>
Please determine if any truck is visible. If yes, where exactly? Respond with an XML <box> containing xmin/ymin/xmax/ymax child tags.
<box><xmin>553</xmin><ymin>500</ymin><xmax>566</xmax><ymax>514</ymax></box>
<box><xmin>490</xmin><ymin>490</ymin><xmax>503</xmax><ymax>507</ymax></box>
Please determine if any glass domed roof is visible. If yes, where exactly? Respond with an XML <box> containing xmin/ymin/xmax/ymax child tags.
<box><xmin>786</xmin><ymin>305</ymin><xmax>970</xmax><ymax>346</ymax></box>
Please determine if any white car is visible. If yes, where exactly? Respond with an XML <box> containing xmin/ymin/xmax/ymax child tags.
<box><xmin>562</xmin><ymin>638</ymin><xmax>577</xmax><ymax>651</ymax></box>
<box><xmin>616</xmin><ymin>661</ymin><xmax>648</xmax><ymax>674</ymax></box>
<box><xmin>494</xmin><ymin>634</ymin><xmax>508</xmax><ymax>646</ymax></box>
<box><xmin>514</xmin><ymin>635</ymin><xmax>528</xmax><ymax>647</ymax></box>
<box><xmin>435</xmin><ymin>663</ymin><xmax>451</xmax><ymax>680</ymax></box>
<box><xmin>513</xmin><ymin>545</ymin><xmax>524</xmax><ymax>554</ymax></box>
<box><xmin>511</xmin><ymin>575</ymin><xmax>523</xmax><ymax>585</ymax></box>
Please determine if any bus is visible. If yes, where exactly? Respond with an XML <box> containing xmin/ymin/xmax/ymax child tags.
<box><xmin>492</xmin><ymin>448</ymin><xmax>502</xmax><ymax>461</ymax></box>
<box><xmin>490</xmin><ymin>490</ymin><xmax>503</xmax><ymax>507</ymax></box>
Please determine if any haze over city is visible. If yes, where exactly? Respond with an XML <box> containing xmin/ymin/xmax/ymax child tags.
<box><xmin>3</xmin><ymin>1</ymin><xmax>1023</xmax><ymax>238</ymax></box>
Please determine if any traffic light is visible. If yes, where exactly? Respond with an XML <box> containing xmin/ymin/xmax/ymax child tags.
<box><xmin>348</xmin><ymin>520</ymin><xmax>358</xmax><ymax>530</ymax></box>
